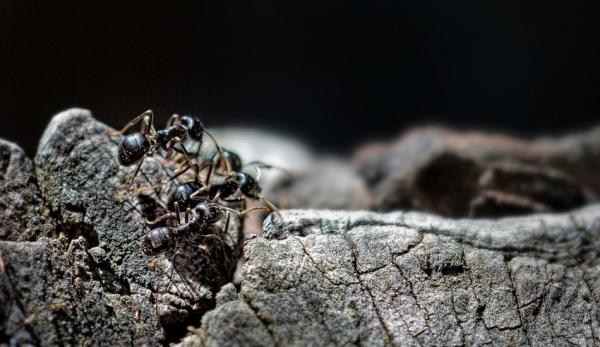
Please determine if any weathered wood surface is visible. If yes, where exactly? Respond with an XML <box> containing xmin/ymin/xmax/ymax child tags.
<box><xmin>2</xmin><ymin>109</ymin><xmax>600</xmax><ymax>346</ymax></box>
<box><xmin>182</xmin><ymin>208</ymin><xmax>600</xmax><ymax>346</ymax></box>
<box><xmin>1</xmin><ymin>109</ymin><xmax>241</xmax><ymax>346</ymax></box>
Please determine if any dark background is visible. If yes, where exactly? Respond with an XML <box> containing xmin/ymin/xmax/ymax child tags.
<box><xmin>2</xmin><ymin>1</ymin><xmax>600</xmax><ymax>155</ymax></box>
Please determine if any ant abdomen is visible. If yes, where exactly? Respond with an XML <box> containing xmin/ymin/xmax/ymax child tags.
<box><xmin>142</xmin><ymin>227</ymin><xmax>175</xmax><ymax>256</ymax></box>
<box><xmin>118</xmin><ymin>133</ymin><xmax>151</xmax><ymax>166</ymax></box>
<box><xmin>194</xmin><ymin>203</ymin><xmax>224</xmax><ymax>225</ymax></box>
<box><xmin>168</xmin><ymin>181</ymin><xmax>203</xmax><ymax>210</ymax></box>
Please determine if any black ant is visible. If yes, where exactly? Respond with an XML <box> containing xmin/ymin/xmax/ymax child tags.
<box><xmin>165</xmin><ymin>151</ymin><xmax>286</xmax><ymax>218</ymax></box>
<box><xmin>160</xmin><ymin>159</ymin><xmax>216</xmax><ymax>218</ymax></box>
<box><xmin>163</xmin><ymin>169</ymin><xmax>278</xmax><ymax>228</ymax></box>
<box><xmin>192</xmin><ymin>170</ymin><xmax>283</xmax><ymax>218</ymax></box>
<box><xmin>207</xmin><ymin>148</ymin><xmax>290</xmax><ymax>216</ymax></box>
<box><xmin>141</xmin><ymin>202</ymin><xmax>266</xmax><ymax>256</ymax></box>
<box><xmin>139</xmin><ymin>200</ymin><xmax>264</xmax><ymax>302</ymax></box>
<box><xmin>156</xmin><ymin>149</ymin><xmax>237</xmax><ymax>217</ymax></box>
<box><xmin>108</xmin><ymin>110</ymin><xmax>228</xmax><ymax>188</ymax></box>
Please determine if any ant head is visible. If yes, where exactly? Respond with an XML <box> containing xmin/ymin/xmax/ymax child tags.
<box><xmin>118</xmin><ymin>132</ymin><xmax>150</xmax><ymax>166</ymax></box>
<box><xmin>194</xmin><ymin>203</ymin><xmax>223</xmax><ymax>225</ymax></box>
<box><xmin>236</xmin><ymin>172</ymin><xmax>261</xmax><ymax>198</ymax></box>
<box><xmin>142</xmin><ymin>227</ymin><xmax>173</xmax><ymax>256</ymax></box>
<box><xmin>221</xmin><ymin>149</ymin><xmax>243</xmax><ymax>172</ymax></box>
<box><xmin>168</xmin><ymin>181</ymin><xmax>202</xmax><ymax>211</ymax></box>
<box><xmin>180</xmin><ymin>115</ymin><xmax>205</xmax><ymax>141</ymax></box>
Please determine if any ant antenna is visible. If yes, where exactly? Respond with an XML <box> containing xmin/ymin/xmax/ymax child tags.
<box><xmin>216</xmin><ymin>205</ymin><xmax>272</xmax><ymax>217</ymax></box>
<box><xmin>147</xmin><ymin>253</ymin><xmax>196</xmax><ymax>299</ymax></box>
<box><xmin>243</xmin><ymin>161</ymin><xmax>294</xmax><ymax>178</ymax></box>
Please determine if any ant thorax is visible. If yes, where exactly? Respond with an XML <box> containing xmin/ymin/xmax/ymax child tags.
<box><xmin>118</xmin><ymin>133</ymin><xmax>151</xmax><ymax>166</ymax></box>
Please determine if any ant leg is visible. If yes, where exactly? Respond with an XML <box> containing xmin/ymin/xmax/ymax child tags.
<box><xmin>139</xmin><ymin>167</ymin><xmax>166</xmax><ymax>197</ymax></box>
<box><xmin>170</xmin><ymin>161</ymin><xmax>212</xmax><ymax>187</ymax></box>
<box><xmin>142</xmin><ymin>154</ymin><xmax>175</xmax><ymax>188</ymax></box>
<box><xmin>194</xmin><ymin>139</ymin><xmax>204</xmax><ymax>158</ymax></box>
<box><xmin>185</xmin><ymin>208</ymin><xmax>192</xmax><ymax>223</ymax></box>
<box><xmin>163</xmin><ymin>140</ymin><xmax>175</xmax><ymax>160</ymax></box>
<box><xmin>170</xmin><ymin>162</ymin><xmax>198</xmax><ymax>182</ymax></box>
<box><xmin>174</xmin><ymin>202</ymin><xmax>182</xmax><ymax>225</ymax></box>
<box><xmin>186</xmin><ymin>160</ymin><xmax>215</xmax><ymax>186</ymax></box>
<box><xmin>169</xmin><ymin>237</ymin><xmax>209</xmax><ymax>299</ymax></box>
<box><xmin>169</xmin><ymin>148</ymin><xmax>187</xmax><ymax>161</ymax></box>
<box><xmin>127</xmin><ymin>156</ymin><xmax>148</xmax><ymax>190</ymax></box>
<box><xmin>147</xmin><ymin>254</ymin><xmax>166</xmax><ymax>268</ymax></box>
<box><xmin>221</xmin><ymin>212</ymin><xmax>237</xmax><ymax>245</ymax></box>
<box><xmin>145</xmin><ymin>212</ymin><xmax>178</xmax><ymax>226</ymax></box>
<box><xmin>176</xmin><ymin>140</ymin><xmax>196</xmax><ymax>178</ymax></box>
<box><xmin>192</xmin><ymin>161</ymin><xmax>214</xmax><ymax>187</ymax></box>
<box><xmin>140</xmin><ymin>110</ymin><xmax>155</xmax><ymax>136</ymax></box>
<box><xmin>204</xmin><ymin>130</ymin><xmax>231</xmax><ymax>175</ymax></box>
<box><xmin>107</xmin><ymin>110</ymin><xmax>153</xmax><ymax>136</ymax></box>
<box><xmin>149</xmin><ymin>253</ymin><xmax>195</xmax><ymax>299</ymax></box>
<box><xmin>205</xmin><ymin>162</ymin><xmax>215</xmax><ymax>186</ymax></box>
<box><xmin>135</xmin><ymin>182</ymin><xmax>168</xmax><ymax>197</ymax></box>
<box><xmin>191</xmin><ymin>186</ymin><xmax>210</xmax><ymax>201</ymax></box>
<box><xmin>167</xmin><ymin>113</ymin><xmax>181</xmax><ymax>127</ymax></box>
<box><xmin>259</xmin><ymin>195</ymin><xmax>284</xmax><ymax>220</ymax></box>
<box><xmin>153</xmin><ymin>259</ymin><xmax>187</xmax><ymax>297</ymax></box>
<box><xmin>136</xmin><ymin>162</ymin><xmax>172</xmax><ymax>196</ymax></box>
<box><xmin>211</xmin><ymin>190</ymin><xmax>222</xmax><ymax>203</ymax></box>
<box><xmin>169</xmin><ymin>249</ymin><xmax>196</xmax><ymax>298</ymax></box>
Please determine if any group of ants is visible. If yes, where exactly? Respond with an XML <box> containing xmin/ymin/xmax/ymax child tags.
<box><xmin>108</xmin><ymin>110</ymin><xmax>285</xmax><ymax>258</ymax></box>
<box><xmin>1</xmin><ymin>112</ymin><xmax>287</xmax><ymax>335</ymax></box>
